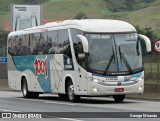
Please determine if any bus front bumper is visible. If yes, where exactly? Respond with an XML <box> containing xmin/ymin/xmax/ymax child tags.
<box><xmin>87</xmin><ymin>80</ymin><xmax>144</xmax><ymax>96</ymax></box>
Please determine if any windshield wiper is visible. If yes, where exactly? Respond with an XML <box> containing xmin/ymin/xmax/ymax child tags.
<box><xmin>119</xmin><ymin>46</ymin><xmax>133</xmax><ymax>73</ymax></box>
<box><xmin>104</xmin><ymin>46</ymin><xmax>115</xmax><ymax>75</ymax></box>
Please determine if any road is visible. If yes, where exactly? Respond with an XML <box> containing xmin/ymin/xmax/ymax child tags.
<box><xmin>0</xmin><ymin>91</ymin><xmax>159</xmax><ymax>121</ymax></box>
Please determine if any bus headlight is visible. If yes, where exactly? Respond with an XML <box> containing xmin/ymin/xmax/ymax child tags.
<box><xmin>137</xmin><ymin>77</ymin><xmax>143</xmax><ymax>82</ymax></box>
<box><xmin>89</xmin><ymin>78</ymin><xmax>103</xmax><ymax>84</ymax></box>
<box><xmin>93</xmin><ymin>79</ymin><xmax>98</xmax><ymax>83</ymax></box>
<box><xmin>138</xmin><ymin>86</ymin><xmax>143</xmax><ymax>91</ymax></box>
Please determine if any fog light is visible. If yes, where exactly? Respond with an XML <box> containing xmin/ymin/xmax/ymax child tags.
<box><xmin>137</xmin><ymin>77</ymin><xmax>143</xmax><ymax>82</ymax></box>
<box><xmin>93</xmin><ymin>88</ymin><xmax>98</xmax><ymax>92</ymax></box>
<box><xmin>138</xmin><ymin>86</ymin><xmax>142</xmax><ymax>91</ymax></box>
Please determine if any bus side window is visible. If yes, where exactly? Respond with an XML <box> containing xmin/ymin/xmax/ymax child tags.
<box><xmin>59</xmin><ymin>30</ymin><xmax>72</xmax><ymax>58</ymax></box>
<box><xmin>8</xmin><ymin>37</ymin><xmax>16</xmax><ymax>56</ymax></box>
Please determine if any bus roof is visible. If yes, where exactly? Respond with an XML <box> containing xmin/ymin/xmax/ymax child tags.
<box><xmin>8</xmin><ymin>19</ymin><xmax>136</xmax><ymax>36</ymax></box>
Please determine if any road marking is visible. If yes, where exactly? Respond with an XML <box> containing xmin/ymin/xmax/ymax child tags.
<box><xmin>60</xmin><ymin>118</ymin><xmax>83</xmax><ymax>121</ymax></box>
<box><xmin>0</xmin><ymin>109</ymin><xmax>19</xmax><ymax>112</ymax></box>
<box><xmin>126</xmin><ymin>99</ymin><xmax>160</xmax><ymax>103</ymax></box>
<box><xmin>6</xmin><ymin>96</ymin><xmax>160</xmax><ymax>112</ymax></box>
<box><xmin>1</xmin><ymin>91</ymin><xmax>160</xmax><ymax>103</ymax></box>
<box><xmin>44</xmin><ymin>101</ymin><xmax>76</xmax><ymax>106</ymax></box>
<box><xmin>1</xmin><ymin>91</ymin><xmax>160</xmax><ymax>112</ymax></box>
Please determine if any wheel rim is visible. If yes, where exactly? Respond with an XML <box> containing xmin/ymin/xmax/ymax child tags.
<box><xmin>68</xmin><ymin>84</ymin><xmax>74</xmax><ymax>100</ymax></box>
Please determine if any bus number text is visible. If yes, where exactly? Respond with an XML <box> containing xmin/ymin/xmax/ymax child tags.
<box><xmin>34</xmin><ymin>57</ymin><xmax>48</xmax><ymax>78</ymax></box>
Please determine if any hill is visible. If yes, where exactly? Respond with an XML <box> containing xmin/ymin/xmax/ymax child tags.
<box><xmin>0</xmin><ymin>0</ymin><xmax>160</xmax><ymax>36</ymax></box>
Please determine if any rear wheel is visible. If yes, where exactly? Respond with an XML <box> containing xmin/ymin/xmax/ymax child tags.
<box><xmin>113</xmin><ymin>95</ymin><xmax>125</xmax><ymax>102</ymax></box>
<box><xmin>67</xmin><ymin>81</ymin><xmax>80</xmax><ymax>102</ymax></box>
<box><xmin>21</xmin><ymin>78</ymin><xmax>39</xmax><ymax>98</ymax></box>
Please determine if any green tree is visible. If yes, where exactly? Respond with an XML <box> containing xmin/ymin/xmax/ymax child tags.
<box><xmin>125</xmin><ymin>0</ymin><xmax>135</xmax><ymax>11</ymax></box>
<box><xmin>135</xmin><ymin>25</ymin><xmax>157</xmax><ymax>61</ymax></box>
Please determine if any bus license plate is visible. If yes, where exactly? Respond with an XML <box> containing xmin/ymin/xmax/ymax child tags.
<box><xmin>114</xmin><ymin>88</ymin><xmax>124</xmax><ymax>92</ymax></box>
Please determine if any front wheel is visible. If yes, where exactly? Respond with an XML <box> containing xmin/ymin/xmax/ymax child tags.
<box><xmin>67</xmin><ymin>81</ymin><xmax>80</xmax><ymax>102</ymax></box>
<box><xmin>113</xmin><ymin>95</ymin><xmax>125</xmax><ymax>102</ymax></box>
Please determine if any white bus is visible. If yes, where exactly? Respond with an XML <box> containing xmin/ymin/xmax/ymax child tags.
<box><xmin>7</xmin><ymin>19</ymin><xmax>151</xmax><ymax>102</ymax></box>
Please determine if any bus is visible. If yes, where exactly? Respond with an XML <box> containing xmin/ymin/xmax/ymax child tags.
<box><xmin>7</xmin><ymin>19</ymin><xmax>151</xmax><ymax>102</ymax></box>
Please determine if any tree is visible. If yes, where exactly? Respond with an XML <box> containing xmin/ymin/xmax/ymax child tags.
<box><xmin>135</xmin><ymin>25</ymin><xmax>157</xmax><ymax>54</ymax></box>
<box><xmin>125</xmin><ymin>0</ymin><xmax>135</xmax><ymax>11</ymax></box>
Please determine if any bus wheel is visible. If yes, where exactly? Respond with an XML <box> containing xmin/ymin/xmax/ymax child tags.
<box><xmin>22</xmin><ymin>78</ymin><xmax>39</xmax><ymax>98</ymax></box>
<box><xmin>22</xmin><ymin>78</ymin><xmax>30</xmax><ymax>98</ymax></box>
<box><xmin>67</xmin><ymin>81</ymin><xmax>80</xmax><ymax>102</ymax></box>
<box><xmin>113</xmin><ymin>95</ymin><xmax>125</xmax><ymax>102</ymax></box>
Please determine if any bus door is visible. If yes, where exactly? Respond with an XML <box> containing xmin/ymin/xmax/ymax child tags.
<box><xmin>76</xmin><ymin>65</ymin><xmax>88</xmax><ymax>95</ymax></box>
<box><xmin>74</xmin><ymin>39</ymin><xmax>88</xmax><ymax>95</ymax></box>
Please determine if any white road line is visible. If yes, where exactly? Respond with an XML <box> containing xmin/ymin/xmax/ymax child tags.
<box><xmin>9</xmin><ymin>96</ymin><xmax>160</xmax><ymax>111</ymax></box>
<box><xmin>44</xmin><ymin>101</ymin><xmax>76</xmax><ymax>106</ymax></box>
<box><xmin>60</xmin><ymin>118</ymin><xmax>83</xmax><ymax>121</ymax></box>
<box><xmin>126</xmin><ymin>99</ymin><xmax>160</xmax><ymax>103</ymax></box>
<box><xmin>0</xmin><ymin>109</ymin><xmax>19</xmax><ymax>112</ymax></box>
<box><xmin>8</xmin><ymin>96</ymin><xmax>160</xmax><ymax>106</ymax></box>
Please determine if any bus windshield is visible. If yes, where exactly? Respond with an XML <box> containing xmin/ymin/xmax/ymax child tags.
<box><xmin>85</xmin><ymin>33</ymin><xmax>142</xmax><ymax>75</ymax></box>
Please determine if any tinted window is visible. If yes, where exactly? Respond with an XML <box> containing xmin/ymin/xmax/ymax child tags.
<box><xmin>8</xmin><ymin>29</ymin><xmax>72</xmax><ymax>58</ymax></box>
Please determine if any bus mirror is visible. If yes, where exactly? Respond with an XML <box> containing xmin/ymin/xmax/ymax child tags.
<box><xmin>78</xmin><ymin>53</ymin><xmax>85</xmax><ymax>60</ymax></box>
<box><xmin>76</xmin><ymin>35</ymin><xmax>89</xmax><ymax>53</ymax></box>
<box><xmin>138</xmin><ymin>34</ymin><xmax>151</xmax><ymax>52</ymax></box>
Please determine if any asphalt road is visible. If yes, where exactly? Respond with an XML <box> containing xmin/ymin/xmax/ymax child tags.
<box><xmin>0</xmin><ymin>91</ymin><xmax>159</xmax><ymax>121</ymax></box>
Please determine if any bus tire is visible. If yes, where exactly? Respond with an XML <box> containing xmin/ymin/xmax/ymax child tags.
<box><xmin>21</xmin><ymin>78</ymin><xmax>39</xmax><ymax>98</ymax></box>
<box><xmin>113</xmin><ymin>95</ymin><xmax>125</xmax><ymax>102</ymax></box>
<box><xmin>22</xmin><ymin>78</ymin><xmax>30</xmax><ymax>98</ymax></box>
<box><xmin>67</xmin><ymin>80</ymin><xmax>80</xmax><ymax>102</ymax></box>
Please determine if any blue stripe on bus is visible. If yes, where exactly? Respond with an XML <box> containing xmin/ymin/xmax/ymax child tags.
<box><xmin>12</xmin><ymin>55</ymin><xmax>52</xmax><ymax>92</ymax></box>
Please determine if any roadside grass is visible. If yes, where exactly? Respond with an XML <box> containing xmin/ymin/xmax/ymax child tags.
<box><xmin>0</xmin><ymin>0</ymin><xmax>160</xmax><ymax>35</ymax></box>
<box><xmin>144</xmin><ymin>63</ymin><xmax>160</xmax><ymax>84</ymax></box>
<box><xmin>144</xmin><ymin>63</ymin><xmax>158</xmax><ymax>73</ymax></box>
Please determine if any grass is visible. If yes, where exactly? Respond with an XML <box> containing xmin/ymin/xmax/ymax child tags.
<box><xmin>144</xmin><ymin>62</ymin><xmax>160</xmax><ymax>84</ymax></box>
<box><xmin>103</xmin><ymin>2</ymin><xmax>160</xmax><ymax>34</ymax></box>
<box><xmin>144</xmin><ymin>63</ymin><xmax>158</xmax><ymax>73</ymax></box>
<box><xmin>42</xmin><ymin>0</ymin><xmax>160</xmax><ymax>35</ymax></box>
<box><xmin>42</xmin><ymin>0</ymin><xmax>104</xmax><ymax>20</ymax></box>
<box><xmin>0</xmin><ymin>0</ymin><xmax>160</xmax><ymax>35</ymax></box>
